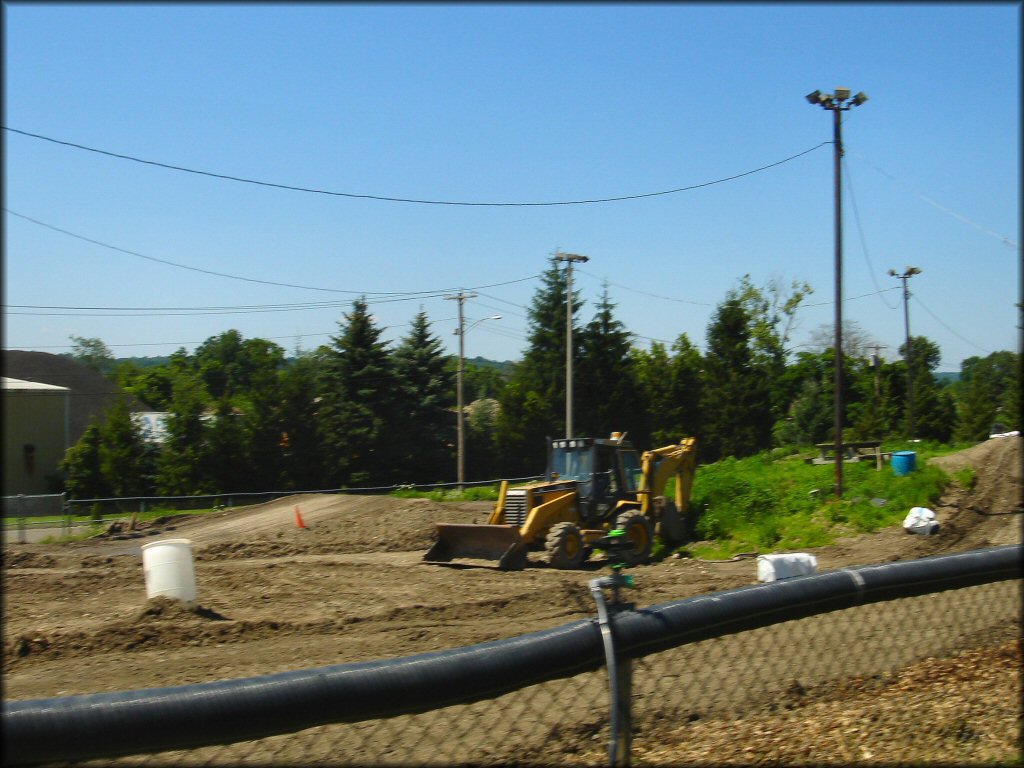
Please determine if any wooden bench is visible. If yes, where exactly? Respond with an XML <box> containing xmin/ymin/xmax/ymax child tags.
<box><xmin>812</xmin><ymin>440</ymin><xmax>884</xmax><ymax>470</ymax></box>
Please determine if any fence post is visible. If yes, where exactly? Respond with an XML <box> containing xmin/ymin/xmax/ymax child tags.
<box><xmin>589</xmin><ymin>531</ymin><xmax>637</xmax><ymax>768</ymax></box>
<box><xmin>17</xmin><ymin>494</ymin><xmax>26</xmax><ymax>544</ymax></box>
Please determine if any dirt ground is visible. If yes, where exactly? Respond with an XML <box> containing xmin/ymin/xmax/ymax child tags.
<box><xmin>2</xmin><ymin>437</ymin><xmax>1021</xmax><ymax>762</ymax></box>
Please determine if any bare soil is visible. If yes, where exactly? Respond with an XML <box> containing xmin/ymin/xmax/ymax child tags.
<box><xmin>2</xmin><ymin>437</ymin><xmax>1021</xmax><ymax>763</ymax></box>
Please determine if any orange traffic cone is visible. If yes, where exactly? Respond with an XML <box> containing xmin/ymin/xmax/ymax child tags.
<box><xmin>294</xmin><ymin>506</ymin><xmax>307</xmax><ymax>529</ymax></box>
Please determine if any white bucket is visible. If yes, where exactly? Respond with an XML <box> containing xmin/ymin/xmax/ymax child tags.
<box><xmin>141</xmin><ymin>538</ymin><xmax>197</xmax><ymax>603</ymax></box>
<box><xmin>757</xmin><ymin>553</ymin><xmax>818</xmax><ymax>583</ymax></box>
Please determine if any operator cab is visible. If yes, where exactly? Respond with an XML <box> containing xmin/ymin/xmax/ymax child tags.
<box><xmin>548</xmin><ymin>433</ymin><xmax>643</xmax><ymax>524</ymax></box>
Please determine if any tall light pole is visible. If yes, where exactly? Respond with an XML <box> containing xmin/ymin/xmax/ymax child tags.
<box><xmin>554</xmin><ymin>251</ymin><xmax>589</xmax><ymax>438</ymax></box>
<box><xmin>806</xmin><ymin>87</ymin><xmax>868</xmax><ymax>498</ymax></box>
<box><xmin>447</xmin><ymin>289</ymin><xmax>500</xmax><ymax>490</ymax></box>
<box><xmin>889</xmin><ymin>266</ymin><xmax>922</xmax><ymax>439</ymax></box>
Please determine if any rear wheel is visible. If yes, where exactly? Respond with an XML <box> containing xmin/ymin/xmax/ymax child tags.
<box><xmin>656</xmin><ymin>497</ymin><xmax>687</xmax><ymax>544</ymax></box>
<box><xmin>545</xmin><ymin>522</ymin><xmax>586</xmax><ymax>569</ymax></box>
<box><xmin>614</xmin><ymin>510</ymin><xmax>654</xmax><ymax>565</ymax></box>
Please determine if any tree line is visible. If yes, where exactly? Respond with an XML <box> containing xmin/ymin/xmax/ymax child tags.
<box><xmin>60</xmin><ymin>258</ymin><xmax>1020</xmax><ymax>499</ymax></box>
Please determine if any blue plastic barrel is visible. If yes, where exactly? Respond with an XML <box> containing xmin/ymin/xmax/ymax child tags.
<box><xmin>891</xmin><ymin>450</ymin><xmax>917</xmax><ymax>476</ymax></box>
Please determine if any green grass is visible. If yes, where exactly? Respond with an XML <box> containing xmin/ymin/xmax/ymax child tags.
<box><xmin>683</xmin><ymin>443</ymin><xmax>954</xmax><ymax>559</ymax></box>
<box><xmin>390</xmin><ymin>485</ymin><xmax>502</xmax><ymax>502</ymax></box>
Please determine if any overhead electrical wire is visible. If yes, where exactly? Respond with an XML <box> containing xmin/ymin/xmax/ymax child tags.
<box><xmin>842</xmin><ymin>157</ymin><xmax>898</xmax><ymax>310</ymax></box>
<box><xmin>4</xmin><ymin>208</ymin><xmax>541</xmax><ymax>297</ymax></box>
<box><xmin>4</xmin><ymin>127</ymin><xmax>831</xmax><ymax>206</ymax></box>
<box><xmin>911</xmin><ymin>294</ymin><xmax>992</xmax><ymax>355</ymax></box>
<box><xmin>850</xmin><ymin>149</ymin><xmax>1019</xmax><ymax>250</ymax></box>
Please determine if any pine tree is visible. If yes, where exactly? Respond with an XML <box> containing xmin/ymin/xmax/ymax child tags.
<box><xmin>575</xmin><ymin>286</ymin><xmax>645</xmax><ymax>442</ymax></box>
<box><xmin>700</xmin><ymin>296</ymin><xmax>773</xmax><ymax>460</ymax></box>
<box><xmin>98</xmin><ymin>397</ymin><xmax>151</xmax><ymax>497</ymax></box>
<box><xmin>61</xmin><ymin>421</ymin><xmax>108</xmax><ymax>500</ymax></box>
<box><xmin>278</xmin><ymin>354</ymin><xmax>326</xmax><ymax>490</ymax></box>
<box><xmin>156</xmin><ymin>375</ymin><xmax>212</xmax><ymax>495</ymax></box>
<box><xmin>495</xmin><ymin>258</ymin><xmax>580</xmax><ymax>474</ymax></box>
<box><xmin>318</xmin><ymin>299</ymin><xmax>397</xmax><ymax>486</ymax></box>
<box><xmin>392</xmin><ymin>310</ymin><xmax>455</xmax><ymax>483</ymax></box>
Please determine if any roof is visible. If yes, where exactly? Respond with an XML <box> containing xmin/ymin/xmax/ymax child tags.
<box><xmin>1</xmin><ymin>376</ymin><xmax>70</xmax><ymax>393</ymax></box>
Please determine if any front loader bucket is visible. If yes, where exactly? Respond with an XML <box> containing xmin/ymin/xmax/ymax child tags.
<box><xmin>423</xmin><ymin>524</ymin><xmax>527</xmax><ymax>570</ymax></box>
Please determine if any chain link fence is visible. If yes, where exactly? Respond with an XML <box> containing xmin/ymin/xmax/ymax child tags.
<box><xmin>5</xmin><ymin>546</ymin><xmax>1019</xmax><ymax>767</ymax></box>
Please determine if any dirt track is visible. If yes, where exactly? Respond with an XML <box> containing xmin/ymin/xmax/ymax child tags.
<box><xmin>2</xmin><ymin>437</ymin><xmax>1021</xmax><ymax>704</ymax></box>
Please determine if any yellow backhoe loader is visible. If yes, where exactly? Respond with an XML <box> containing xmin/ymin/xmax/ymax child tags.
<box><xmin>423</xmin><ymin>433</ymin><xmax>697</xmax><ymax>570</ymax></box>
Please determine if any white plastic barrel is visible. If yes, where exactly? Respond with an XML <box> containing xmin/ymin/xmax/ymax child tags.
<box><xmin>141</xmin><ymin>538</ymin><xmax>197</xmax><ymax>603</ymax></box>
<box><xmin>757</xmin><ymin>553</ymin><xmax>818</xmax><ymax>583</ymax></box>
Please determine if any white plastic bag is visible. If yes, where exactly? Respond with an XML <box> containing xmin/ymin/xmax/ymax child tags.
<box><xmin>757</xmin><ymin>553</ymin><xmax>818</xmax><ymax>582</ymax></box>
<box><xmin>902</xmin><ymin>506</ymin><xmax>939</xmax><ymax>535</ymax></box>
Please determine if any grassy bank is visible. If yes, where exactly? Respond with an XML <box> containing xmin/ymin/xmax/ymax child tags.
<box><xmin>682</xmin><ymin>442</ymin><xmax>962</xmax><ymax>559</ymax></box>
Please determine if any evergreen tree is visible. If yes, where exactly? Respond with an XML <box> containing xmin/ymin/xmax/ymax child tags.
<box><xmin>205</xmin><ymin>398</ymin><xmax>252</xmax><ymax>492</ymax></box>
<box><xmin>61</xmin><ymin>421</ymin><xmax>108</xmax><ymax>500</ymax></box>
<box><xmin>700</xmin><ymin>296</ymin><xmax>773</xmax><ymax>460</ymax></box>
<box><xmin>277</xmin><ymin>354</ymin><xmax>325</xmax><ymax>490</ymax></box>
<box><xmin>318</xmin><ymin>299</ymin><xmax>397</xmax><ymax>486</ymax></box>
<box><xmin>392</xmin><ymin>311</ymin><xmax>455</xmax><ymax>483</ymax></box>
<box><xmin>98</xmin><ymin>397</ymin><xmax>151</xmax><ymax>497</ymax></box>
<box><xmin>634</xmin><ymin>341</ymin><xmax>676</xmax><ymax>445</ymax></box>
<box><xmin>669</xmin><ymin>333</ymin><xmax>704</xmax><ymax>442</ymax></box>
<box><xmin>900</xmin><ymin>336</ymin><xmax>950</xmax><ymax>440</ymax></box>
<box><xmin>495</xmin><ymin>258</ymin><xmax>580</xmax><ymax>474</ymax></box>
<box><xmin>575</xmin><ymin>287</ymin><xmax>645</xmax><ymax>442</ymax></box>
<box><xmin>156</xmin><ymin>375</ymin><xmax>212</xmax><ymax>495</ymax></box>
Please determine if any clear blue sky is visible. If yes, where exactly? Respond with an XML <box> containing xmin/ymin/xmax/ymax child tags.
<box><xmin>4</xmin><ymin>3</ymin><xmax>1020</xmax><ymax>372</ymax></box>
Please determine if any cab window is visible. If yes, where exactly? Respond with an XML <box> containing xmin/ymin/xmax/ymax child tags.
<box><xmin>619</xmin><ymin>450</ymin><xmax>642</xmax><ymax>492</ymax></box>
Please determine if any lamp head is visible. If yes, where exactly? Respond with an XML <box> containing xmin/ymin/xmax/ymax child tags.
<box><xmin>834</xmin><ymin>87</ymin><xmax>851</xmax><ymax>101</ymax></box>
<box><xmin>888</xmin><ymin>269</ymin><xmax>898</xmax><ymax>277</ymax></box>
<box><xmin>805</xmin><ymin>90</ymin><xmax>823</xmax><ymax>105</ymax></box>
<box><xmin>852</xmin><ymin>91</ymin><xmax>868</xmax><ymax>106</ymax></box>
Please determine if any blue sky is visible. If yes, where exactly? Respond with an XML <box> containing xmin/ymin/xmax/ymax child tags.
<box><xmin>3</xmin><ymin>3</ymin><xmax>1020</xmax><ymax>371</ymax></box>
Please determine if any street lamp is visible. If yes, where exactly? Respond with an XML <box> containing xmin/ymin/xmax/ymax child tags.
<box><xmin>806</xmin><ymin>87</ymin><xmax>868</xmax><ymax>498</ymax></box>
<box><xmin>889</xmin><ymin>266</ymin><xmax>922</xmax><ymax>439</ymax></box>
<box><xmin>452</xmin><ymin>311</ymin><xmax>501</xmax><ymax>490</ymax></box>
<box><xmin>554</xmin><ymin>251</ymin><xmax>589</xmax><ymax>438</ymax></box>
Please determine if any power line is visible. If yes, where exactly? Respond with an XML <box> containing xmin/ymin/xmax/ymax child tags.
<box><xmin>5</xmin><ymin>208</ymin><xmax>541</xmax><ymax>296</ymax></box>
<box><xmin>575</xmin><ymin>268</ymin><xmax>715</xmax><ymax>306</ymax></box>
<box><xmin>842</xmin><ymin>157</ymin><xmax>898</xmax><ymax>310</ymax></box>
<box><xmin>850</xmin><ymin>149</ymin><xmax>1020</xmax><ymax>250</ymax></box>
<box><xmin>4</xmin><ymin>126</ymin><xmax>831</xmax><ymax>206</ymax></box>
<box><xmin>911</xmin><ymin>294</ymin><xmax>993</xmax><ymax>355</ymax></box>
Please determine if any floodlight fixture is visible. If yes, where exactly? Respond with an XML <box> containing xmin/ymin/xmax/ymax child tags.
<box><xmin>852</xmin><ymin>91</ymin><xmax>869</xmax><ymax>106</ymax></box>
<box><xmin>805</xmin><ymin>90</ymin><xmax>824</xmax><ymax>105</ymax></box>
<box><xmin>834</xmin><ymin>87</ymin><xmax>851</xmax><ymax>101</ymax></box>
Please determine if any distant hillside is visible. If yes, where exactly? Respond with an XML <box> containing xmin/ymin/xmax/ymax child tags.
<box><xmin>935</xmin><ymin>372</ymin><xmax>961</xmax><ymax>385</ymax></box>
<box><xmin>3</xmin><ymin>351</ymin><xmax>145</xmax><ymax>444</ymax></box>
<box><xmin>465</xmin><ymin>356</ymin><xmax>516</xmax><ymax>375</ymax></box>
<box><xmin>110</xmin><ymin>355</ymin><xmax>173</xmax><ymax>368</ymax></box>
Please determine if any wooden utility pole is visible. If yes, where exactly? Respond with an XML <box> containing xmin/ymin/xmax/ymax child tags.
<box><xmin>554</xmin><ymin>251</ymin><xmax>589</xmax><ymax>438</ymax></box>
<box><xmin>446</xmin><ymin>291</ymin><xmax>476</xmax><ymax>490</ymax></box>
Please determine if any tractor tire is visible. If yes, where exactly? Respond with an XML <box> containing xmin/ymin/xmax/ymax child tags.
<box><xmin>614</xmin><ymin>510</ymin><xmax>655</xmax><ymax>565</ymax></box>
<box><xmin>656</xmin><ymin>497</ymin><xmax>687</xmax><ymax>545</ymax></box>
<box><xmin>545</xmin><ymin>522</ymin><xmax>586</xmax><ymax>569</ymax></box>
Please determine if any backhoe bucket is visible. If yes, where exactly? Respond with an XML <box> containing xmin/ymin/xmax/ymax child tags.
<box><xmin>423</xmin><ymin>524</ymin><xmax>527</xmax><ymax>570</ymax></box>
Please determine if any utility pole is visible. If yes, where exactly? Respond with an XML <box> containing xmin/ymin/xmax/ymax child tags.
<box><xmin>446</xmin><ymin>291</ymin><xmax>476</xmax><ymax>491</ymax></box>
<box><xmin>806</xmin><ymin>87</ymin><xmax>868</xmax><ymax>498</ymax></box>
<box><xmin>889</xmin><ymin>267</ymin><xmax>922</xmax><ymax>439</ymax></box>
<box><xmin>554</xmin><ymin>251</ymin><xmax>589</xmax><ymax>438</ymax></box>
